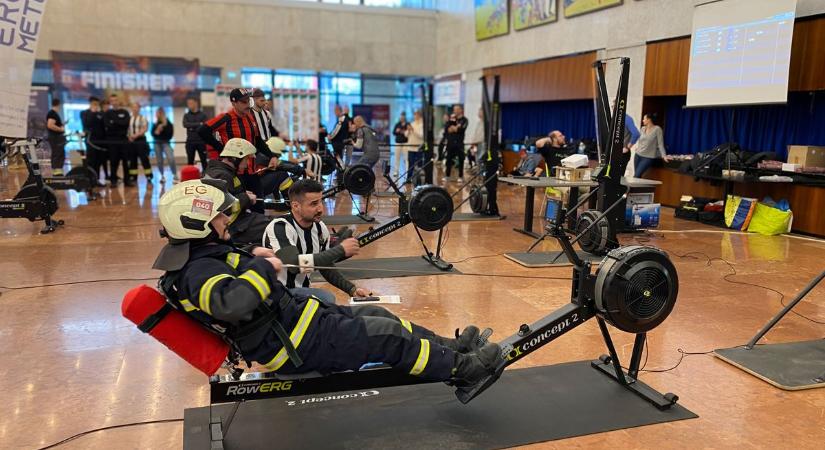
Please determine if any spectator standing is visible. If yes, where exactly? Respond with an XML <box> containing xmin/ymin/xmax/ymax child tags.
<box><xmin>152</xmin><ymin>108</ymin><xmax>176</xmax><ymax>182</ymax></box>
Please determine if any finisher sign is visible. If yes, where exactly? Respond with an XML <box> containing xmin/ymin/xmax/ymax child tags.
<box><xmin>52</xmin><ymin>50</ymin><xmax>199</xmax><ymax>106</ymax></box>
<box><xmin>0</xmin><ymin>0</ymin><xmax>47</xmax><ymax>137</ymax></box>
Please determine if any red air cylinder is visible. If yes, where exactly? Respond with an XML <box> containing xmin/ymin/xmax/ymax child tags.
<box><xmin>122</xmin><ymin>285</ymin><xmax>229</xmax><ymax>376</ymax></box>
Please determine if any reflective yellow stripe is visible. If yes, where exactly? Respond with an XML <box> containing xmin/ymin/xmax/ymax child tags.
<box><xmin>263</xmin><ymin>299</ymin><xmax>320</xmax><ymax>371</ymax></box>
<box><xmin>233</xmin><ymin>177</ymin><xmax>242</xmax><ymax>188</ymax></box>
<box><xmin>409</xmin><ymin>339</ymin><xmax>430</xmax><ymax>376</ymax></box>
<box><xmin>279</xmin><ymin>177</ymin><xmax>293</xmax><ymax>191</ymax></box>
<box><xmin>199</xmin><ymin>274</ymin><xmax>233</xmax><ymax>316</ymax></box>
<box><xmin>179</xmin><ymin>299</ymin><xmax>198</xmax><ymax>312</ymax></box>
<box><xmin>225</xmin><ymin>252</ymin><xmax>240</xmax><ymax>269</ymax></box>
<box><xmin>238</xmin><ymin>269</ymin><xmax>270</xmax><ymax>300</ymax></box>
<box><xmin>399</xmin><ymin>319</ymin><xmax>412</xmax><ymax>334</ymax></box>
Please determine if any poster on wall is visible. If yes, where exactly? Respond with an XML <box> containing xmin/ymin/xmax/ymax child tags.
<box><xmin>0</xmin><ymin>1</ymin><xmax>47</xmax><ymax>137</ymax></box>
<box><xmin>214</xmin><ymin>84</ymin><xmax>239</xmax><ymax>115</ymax></box>
<box><xmin>27</xmin><ymin>87</ymin><xmax>50</xmax><ymax>139</ymax></box>
<box><xmin>434</xmin><ymin>79</ymin><xmax>463</xmax><ymax>106</ymax></box>
<box><xmin>513</xmin><ymin>0</ymin><xmax>558</xmax><ymax>31</ymax></box>
<box><xmin>563</xmin><ymin>0</ymin><xmax>622</xmax><ymax>18</ymax></box>
<box><xmin>353</xmin><ymin>104</ymin><xmax>390</xmax><ymax>144</ymax></box>
<box><xmin>271</xmin><ymin>89</ymin><xmax>319</xmax><ymax>143</ymax></box>
<box><xmin>475</xmin><ymin>0</ymin><xmax>509</xmax><ymax>41</ymax></box>
<box><xmin>51</xmin><ymin>51</ymin><xmax>199</xmax><ymax>107</ymax></box>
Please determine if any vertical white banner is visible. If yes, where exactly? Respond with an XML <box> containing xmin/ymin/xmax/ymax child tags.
<box><xmin>0</xmin><ymin>0</ymin><xmax>48</xmax><ymax>137</ymax></box>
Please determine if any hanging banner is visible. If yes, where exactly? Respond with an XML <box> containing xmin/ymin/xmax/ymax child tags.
<box><xmin>0</xmin><ymin>0</ymin><xmax>48</xmax><ymax>137</ymax></box>
<box><xmin>353</xmin><ymin>104</ymin><xmax>390</xmax><ymax>144</ymax></box>
<box><xmin>51</xmin><ymin>50</ymin><xmax>199</xmax><ymax>107</ymax></box>
<box><xmin>272</xmin><ymin>88</ymin><xmax>318</xmax><ymax>142</ymax></box>
<box><xmin>214</xmin><ymin>84</ymin><xmax>239</xmax><ymax>115</ymax></box>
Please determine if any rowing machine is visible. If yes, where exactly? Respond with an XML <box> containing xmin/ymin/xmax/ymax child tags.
<box><xmin>0</xmin><ymin>140</ymin><xmax>64</xmax><ymax>233</ymax></box>
<box><xmin>353</xmin><ymin>168</ymin><xmax>453</xmax><ymax>271</ymax></box>
<box><xmin>322</xmin><ymin>163</ymin><xmax>376</xmax><ymax>222</ymax></box>
<box><xmin>455</xmin><ymin>198</ymin><xmax>679</xmax><ymax>407</ymax></box>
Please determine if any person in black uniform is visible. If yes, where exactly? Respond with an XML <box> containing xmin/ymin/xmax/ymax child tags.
<box><xmin>203</xmin><ymin>138</ymin><xmax>284</xmax><ymax>245</ymax></box>
<box><xmin>103</xmin><ymin>95</ymin><xmax>132</xmax><ymax>186</ymax></box>
<box><xmin>327</xmin><ymin>105</ymin><xmax>351</xmax><ymax>180</ymax></box>
<box><xmin>183</xmin><ymin>98</ymin><xmax>208</xmax><ymax>171</ymax></box>
<box><xmin>443</xmin><ymin>106</ymin><xmax>469</xmax><ymax>182</ymax></box>
<box><xmin>45</xmin><ymin>98</ymin><xmax>66</xmax><ymax>176</ymax></box>
<box><xmin>80</xmin><ymin>96</ymin><xmax>108</xmax><ymax>184</ymax></box>
<box><xmin>152</xmin><ymin>178</ymin><xmax>502</xmax><ymax>385</ymax></box>
<box><xmin>259</xmin><ymin>137</ymin><xmax>307</xmax><ymax>202</ymax></box>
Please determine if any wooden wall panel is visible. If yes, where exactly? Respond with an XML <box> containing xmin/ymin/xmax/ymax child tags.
<box><xmin>644</xmin><ymin>16</ymin><xmax>825</xmax><ymax>97</ymax></box>
<box><xmin>482</xmin><ymin>52</ymin><xmax>596</xmax><ymax>102</ymax></box>
<box><xmin>788</xmin><ymin>18</ymin><xmax>825</xmax><ymax>92</ymax></box>
<box><xmin>648</xmin><ymin>167</ymin><xmax>825</xmax><ymax>236</ymax></box>
<box><xmin>643</xmin><ymin>38</ymin><xmax>691</xmax><ymax>96</ymax></box>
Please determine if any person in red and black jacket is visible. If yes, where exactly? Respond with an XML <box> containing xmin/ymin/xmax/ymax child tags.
<box><xmin>197</xmin><ymin>88</ymin><xmax>276</xmax><ymax>198</ymax></box>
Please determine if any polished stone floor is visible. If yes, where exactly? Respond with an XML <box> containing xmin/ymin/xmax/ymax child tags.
<box><xmin>1</xmin><ymin>163</ymin><xmax>823</xmax><ymax>449</ymax></box>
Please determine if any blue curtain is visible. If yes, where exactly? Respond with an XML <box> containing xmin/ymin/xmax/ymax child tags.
<box><xmin>663</xmin><ymin>92</ymin><xmax>825</xmax><ymax>159</ymax></box>
<box><xmin>501</xmin><ymin>100</ymin><xmax>596</xmax><ymax>143</ymax></box>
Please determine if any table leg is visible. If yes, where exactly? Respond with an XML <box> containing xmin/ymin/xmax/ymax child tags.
<box><xmin>513</xmin><ymin>186</ymin><xmax>540</xmax><ymax>238</ymax></box>
<box><xmin>567</xmin><ymin>186</ymin><xmax>580</xmax><ymax>230</ymax></box>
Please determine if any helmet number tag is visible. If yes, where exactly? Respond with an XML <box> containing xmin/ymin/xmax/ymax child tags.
<box><xmin>192</xmin><ymin>198</ymin><xmax>214</xmax><ymax>216</ymax></box>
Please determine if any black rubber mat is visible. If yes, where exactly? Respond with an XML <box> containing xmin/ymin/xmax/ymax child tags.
<box><xmin>323</xmin><ymin>215</ymin><xmax>376</xmax><ymax>225</ymax></box>
<box><xmin>310</xmin><ymin>256</ymin><xmax>460</xmax><ymax>280</ymax></box>
<box><xmin>504</xmin><ymin>251</ymin><xmax>604</xmax><ymax>267</ymax></box>
<box><xmin>715</xmin><ymin>339</ymin><xmax>825</xmax><ymax>390</ymax></box>
<box><xmin>184</xmin><ymin>361</ymin><xmax>696</xmax><ymax>450</ymax></box>
<box><xmin>452</xmin><ymin>213</ymin><xmax>506</xmax><ymax>221</ymax></box>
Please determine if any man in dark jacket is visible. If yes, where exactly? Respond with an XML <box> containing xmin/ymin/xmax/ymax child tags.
<box><xmin>183</xmin><ymin>97</ymin><xmax>208</xmax><ymax>171</ymax></box>
<box><xmin>152</xmin><ymin>178</ymin><xmax>502</xmax><ymax>389</ymax></box>
<box><xmin>80</xmin><ymin>96</ymin><xmax>107</xmax><ymax>184</ymax></box>
<box><xmin>103</xmin><ymin>94</ymin><xmax>132</xmax><ymax>186</ymax></box>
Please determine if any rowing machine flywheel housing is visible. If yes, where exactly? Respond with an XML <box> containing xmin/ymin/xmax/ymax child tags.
<box><xmin>576</xmin><ymin>209</ymin><xmax>611</xmax><ymax>255</ymax></box>
<box><xmin>469</xmin><ymin>186</ymin><xmax>488</xmax><ymax>214</ymax></box>
<box><xmin>408</xmin><ymin>185</ymin><xmax>453</xmax><ymax>232</ymax></box>
<box><xmin>594</xmin><ymin>245</ymin><xmax>679</xmax><ymax>333</ymax></box>
<box><xmin>342</xmin><ymin>164</ymin><xmax>375</xmax><ymax>196</ymax></box>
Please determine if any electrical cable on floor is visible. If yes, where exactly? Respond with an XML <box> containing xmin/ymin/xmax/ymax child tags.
<box><xmin>36</xmin><ymin>418</ymin><xmax>183</xmax><ymax>450</ymax></box>
<box><xmin>0</xmin><ymin>277</ymin><xmax>157</xmax><ymax>296</ymax></box>
<box><xmin>283</xmin><ymin>264</ymin><xmax>571</xmax><ymax>281</ymax></box>
<box><xmin>448</xmin><ymin>253</ymin><xmax>507</xmax><ymax>264</ymax></box>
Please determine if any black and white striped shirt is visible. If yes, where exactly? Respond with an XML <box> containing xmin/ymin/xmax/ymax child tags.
<box><xmin>263</xmin><ymin>215</ymin><xmax>330</xmax><ymax>288</ymax></box>
<box><xmin>299</xmin><ymin>152</ymin><xmax>323</xmax><ymax>182</ymax></box>
<box><xmin>129</xmin><ymin>114</ymin><xmax>148</xmax><ymax>139</ymax></box>
<box><xmin>251</xmin><ymin>107</ymin><xmax>278</xmax><ymax>141</ymax></box>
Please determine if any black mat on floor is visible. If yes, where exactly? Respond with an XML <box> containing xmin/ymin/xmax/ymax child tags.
<box><xmin>504</xmin><ymin>251</ymin><xmax>604</xmax><ymax>267</ymax></box>
<box><xmin>183</xmin><ymin>361</ymin><xmax>696</xmax><ymax>450</ymax></box>
<box><xmin>310</xmin><ymin>256</ymin><xmax>460</xmax><ymax>280</ymax></box>
<box><xmin>715</xmin><ymin>339</ymin><xmax>825</xmax><ymax>390</ymax></box>
<box><xmin>323</xmin><ymin>215</ymin><xmax>375</xmax><ymax>225</ymax></box>
<box><xmin>452</xmin><ymin>212</ymin><xmax>506</xmax><ymax>222</ymax></box>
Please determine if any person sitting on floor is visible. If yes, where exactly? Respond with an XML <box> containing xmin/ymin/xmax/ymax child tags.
<box><xmin>152</xmin><ymin>178</ymin><xmax>502</xmax><ymax>388</ymax></box>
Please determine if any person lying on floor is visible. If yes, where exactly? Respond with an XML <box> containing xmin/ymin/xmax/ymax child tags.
<box><xmin>152</xmin><ymin>179</ymin><xmax>502</xmax><ymax>386</ymax></box>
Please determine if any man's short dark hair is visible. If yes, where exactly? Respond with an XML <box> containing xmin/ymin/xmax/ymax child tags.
<box><xmin>306</xmin><ymin>139</ymin><xmax>318</xmax><ymax>152</ymax></box>
<box><xmin>51</xmin><ymin>98</ymin><xmax>61</xmax><ymax>107</ymax></box>
<box><xmin>89</xmin><ymin>96</ymin><xmax>100</xmax><ymax>103</ymax></box>
<box><xmin>288</xmin><ymin>179</ymin><xmax>323</xmax><ymax>201</ymax></box>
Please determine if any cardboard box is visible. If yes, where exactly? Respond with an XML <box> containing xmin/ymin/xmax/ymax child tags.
<box><xmin>627</xmin><ymin>192</ymin><xmax>654</xmax><ymax>206</ymax></box>
<box><xmin>787</xmin><ymin>145</ymin><xmax>825</xmax><ymax>168</ymax></box>
<box><xmin>555</xmin><ymin>166</ymin><xmax>587</xmax><ymax>181</ymax></box>
<box><xmin>625</xmin><ymin>203</ymin><xmax>660</xmax><ymax>229</ymax></box>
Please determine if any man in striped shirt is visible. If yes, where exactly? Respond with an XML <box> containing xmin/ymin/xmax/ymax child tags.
<box><xmin>263</xmin><ymin>179</ymin><xmax>368</xmax><ymax>304</ymax></box>
<box><xmin>250</xmin><ymin>88</ymin><xmax>280</xmax><ymax>141</ymax></box>
<box><xmin>127</xmin><ymin>102</ymin><xmax>153</xmax><ymax>182</ymax></box>
<box><xmin>197</xmin><ymin>88</ymin><xmax>276</xmax><ymax>196</ymax></box>
<box><xmin>291</xmin><ymin>139</ymin><xmax>323</xmax><ymax>183</ymax></box>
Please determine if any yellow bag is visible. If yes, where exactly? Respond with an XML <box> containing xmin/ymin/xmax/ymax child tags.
<box><xmin>748</xmin><ymin>202</ymin><xmax>793</xmax><ymax>236</ymax></box>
